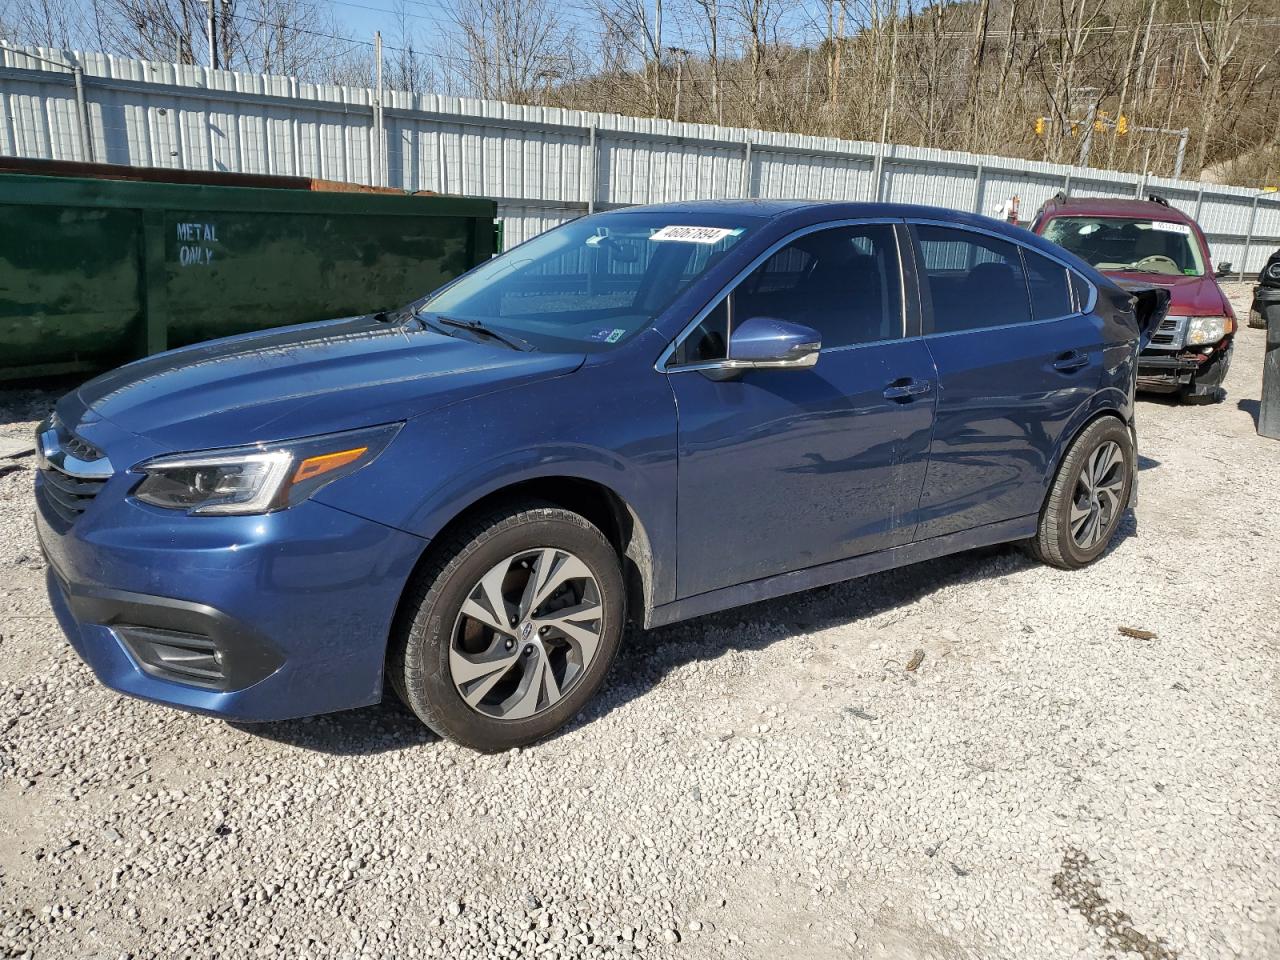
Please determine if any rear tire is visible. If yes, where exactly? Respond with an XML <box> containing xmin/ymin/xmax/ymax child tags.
<box><xmin>1026</xmin><ymin>417</ymin><xmax>1134</xmax><ymax>570</ymax></box>
<box><xmin>388</xmin><ymin>501</ymin><xmax>625</xmax><ymax>752</ymax></box>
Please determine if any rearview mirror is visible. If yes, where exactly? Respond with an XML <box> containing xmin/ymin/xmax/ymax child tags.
<box><xmin>727</xmin><ymin>317</ymin><xmax>821</xmax><ymax>369</ymax></box>
<box><xmin>1215</xmin><ymin>262</ymin><xmax>1233</xmax><ymax>278</ymax></box>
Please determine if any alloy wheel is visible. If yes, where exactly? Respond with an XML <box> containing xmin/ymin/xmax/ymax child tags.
<box><xmin>1069</xmin><ymin>439</ymin><xmax>1125</xmax><ymax>550</ymax></box>
<box><xmin>449</xmin><ymin>548</ymin><xmax>603</xmax><ymax>720</ymax></box>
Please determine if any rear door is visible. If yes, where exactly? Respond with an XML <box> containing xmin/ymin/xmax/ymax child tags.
<box><xmin>907</xmin><ymin>222</ymin><xmax>1103</xmax><ymax>540</ymax></box>
<box><xmin>665</xmin><ymin>220</ymin><xmax>938</xmax><ymax>598</ymax></box>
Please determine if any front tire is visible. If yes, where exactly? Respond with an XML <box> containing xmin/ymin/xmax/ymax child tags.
<box><xmin>1026</xmin><ymin>417</ymin><xmax>1134</xmax><ymax>570</ymax></box>
<box><xmin>389</xmin><ymin>501</ymin><xmax>625</xmax><ymax>751</ymax></box>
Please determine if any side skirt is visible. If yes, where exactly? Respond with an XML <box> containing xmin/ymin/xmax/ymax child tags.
<box><xmin>646</xmin><ymin>514</ymin><xmax>1038</xmax><ymax>628</ymax></box>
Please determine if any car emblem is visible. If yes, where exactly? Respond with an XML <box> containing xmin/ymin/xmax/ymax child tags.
<box><xmin>520</xmin><ymin>621</ymin><xmax>534</xmax><ymax>642</ymax></box>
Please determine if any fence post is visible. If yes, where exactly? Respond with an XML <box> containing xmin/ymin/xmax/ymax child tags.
<box><xmin>740</xmin><ymin>141</ymin><xmax>753</xmax><ymax>197</ymax></box>
<box><xmin>1174</xmin><ymin>129</ymin><xmax>1189</xmax><ymax>180</ymax></box>
<box><xmin>1063</xmin><ymin>168</ymin><xmax>1073</xmax><ymax>197</ymax></box>
<box><xmin>972</xmin><ymin>162</ymin><xmax>984</xmax><ymax>213</ymax></box>
<box><xmin>586</xmin><ymin>125</ymin><xmax>597</xmax><ymax>214</ymax></box>
<box><xmin>871</xmin><ymin>146</ymin><xmax>886</xmax><ymax>203</ymax></box>
<box><xmin>373</xmin><ymin>32</ymin><xmax>384</xmax><ymax>188</ymax></box>
<box><xmin>1194</xmin><ymin>184</ymin><xmax>1205</xmax><ymax>222</ymax></box>
<box><xmin>1240</xmin><ymin>193</ymin><xmax>1259</xmax><ymax>280</ymax></box>
<box><xmin>71</xmin><ymin>65</ymin><xmax>94</xmax><ymax>163</ymax></box>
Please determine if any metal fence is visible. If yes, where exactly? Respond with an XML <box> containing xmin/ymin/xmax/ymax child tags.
<box><xmin>4</xmin><ymin>45</ymin><xmax>1279</xmax><ymax>273</ymax></box>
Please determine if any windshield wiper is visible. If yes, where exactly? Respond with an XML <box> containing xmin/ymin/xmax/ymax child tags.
<box><xmin>418</xmin><ymin>312</ymin><xmax>534</xmax><ymax>352</ymax></box>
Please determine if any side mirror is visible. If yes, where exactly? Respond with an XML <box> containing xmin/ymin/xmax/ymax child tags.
<box><xmin>1215</xmin><ymin>262</ymin><xmax>1233</xmax><ymax>278</ymax></box>
<box><xmin>726</xmin><ymin>317</ymin><xmax>821</xmax><ymax>369</ymax></box>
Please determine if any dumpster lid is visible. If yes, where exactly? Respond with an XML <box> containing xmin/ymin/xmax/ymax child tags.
<box><xmin>0</xmin><ymin>156</ymin><xmax>434</xmax><ymax>195</ymax></box>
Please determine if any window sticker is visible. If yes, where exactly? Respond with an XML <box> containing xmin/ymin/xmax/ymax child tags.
<box><xmin>650</xmin><ymin>225</ymin><xmax>740</xmax><ymax>244</ymax></box>
<box><xmin>1149</xmin><ymin>221</ymin><xmax>1191</xmax><ymax>235</ymax></box>
<box><xmin>589</xmin><ymin>328</ymin><xmax>627</xmax><ymax>343</ymax></box>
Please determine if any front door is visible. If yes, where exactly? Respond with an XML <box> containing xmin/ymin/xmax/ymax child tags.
<box><xmin>665</xmin><ymin>221</ymin><xmax>938</xmax><ymax>600</ymax></box>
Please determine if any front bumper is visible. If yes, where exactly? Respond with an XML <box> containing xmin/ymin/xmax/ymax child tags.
<box><xmin>1137</xmin><ymin>339</ymin><xmax>1232</xmax><ymax>392</ymax></box>
<box><xmin>37</xmin><ymin>473</ymin><xmax>427</xmax><ymax>722</ymax></box>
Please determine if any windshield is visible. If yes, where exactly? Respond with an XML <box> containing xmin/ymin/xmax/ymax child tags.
<box><xmin>1043</xmin><ymin>216</ymin><xmax>1206</xmax><ymax>277</ymax></box>
<box><xmin>418</xmin><ymin>212</ymin><xmax>760</xmax><ymax>352</ymax></box>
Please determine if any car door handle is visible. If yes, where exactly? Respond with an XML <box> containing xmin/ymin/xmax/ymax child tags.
<box><xmin>883</xmin><ymin>379</ymin><xmax>933</xmax><ymax>401</ymax></box>
<box><xmin>1052</xmin><ymin>351</ymin><xmax>1090</xmax><ymax>372</ymax></box>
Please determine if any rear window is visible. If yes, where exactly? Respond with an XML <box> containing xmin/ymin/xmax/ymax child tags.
<box><xmin>1023</xmin><ymin>250</ymin><xmax>1074</xmax><ymax>320</ymax></box>
<box><xmin>914</xmin><ymin>225</ymin><xmax>1031</xmax><ymax>333</ymax></box>
<box><xmin>1042</xmin><ymin>216</ymin><xmax>1206</xmax><ymax>277</ymax></box>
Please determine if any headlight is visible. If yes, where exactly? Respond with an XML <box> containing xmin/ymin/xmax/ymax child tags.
<box><xmin>133</xmin><ymin>423</ymin><xmax>401</xmax><ymax>516</ymax></box>
<box><xmin>1184</xmin><ymin>316</ymin><xmax>1228</xmax><ymax>346</ymax></box>
<box><xmin>1267</xmin><ymin>262</ymin><xmax>1280</xmax><ymax>282</ymax></box>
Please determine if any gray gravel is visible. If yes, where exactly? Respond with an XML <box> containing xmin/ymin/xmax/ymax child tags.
<box><xmin>1</xmin><ymin>283</ymin><xmax>1277</xmax><ymax>960</ymax></box>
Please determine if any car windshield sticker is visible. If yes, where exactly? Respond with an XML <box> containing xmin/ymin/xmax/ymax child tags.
<box><xmin>1149</xmin><ymin>221</ymin><xmax>1191</xmax><ymax>235</ymax></box>
<box><xmin>589</xmin><ymin>328</ymin><xmax>627</xmax><ymax>343</ymax></box>
<box><xmin>650</xmin><ymin>225</ymin><xmax>739</xmax><ymax>244</ymax></box>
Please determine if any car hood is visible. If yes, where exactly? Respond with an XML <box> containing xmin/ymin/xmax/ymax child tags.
<box><xmin>1102</xmin><ymin>271</ymin><xmax>1228</xmax><ymax>315</ymax></box>
<box><xmin>66</xmin><ymin>315</ymin><xmax>585</xmax><ymax>451</ymax></box>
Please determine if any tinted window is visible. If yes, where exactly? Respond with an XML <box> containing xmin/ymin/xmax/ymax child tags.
<box><xmin>1023</xmin><ymin>250</ymin><xmax>1074</xmax><ymax>320</ymax></box>
<box><xmin>733</xmin><ymin>225</ymin><xmax>902</xmax><ymax>349</ymax></box>
<box><xmin>915</xmin><ymin>225</ymin><xmax>1031</xmax><ymax>333</ymax></box>
<box><xmin>670</xmin><ymin>224</ymin><xmax>905</xmax><ymax>366</ymax></box>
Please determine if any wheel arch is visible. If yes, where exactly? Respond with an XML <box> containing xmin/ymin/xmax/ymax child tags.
<box><xmin>1040</xmin><ymin>391</ymin><xmax>1134</xmax><ymax>513</ymax></box>
<box><xmin>389</xmin><ymin>476</ymin><xmax>658</xmax><ymax>658</ymax></box>
<box><xmin>1049</xmin><ymin>386</ymin><xmax>1131</xmax><ymax>483</ymax></box>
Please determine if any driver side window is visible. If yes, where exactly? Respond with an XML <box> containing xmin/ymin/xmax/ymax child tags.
<box><xmin>669</xmin><ymin>223</ymin><xmax>904</xmax><ymax>367</ymax></box>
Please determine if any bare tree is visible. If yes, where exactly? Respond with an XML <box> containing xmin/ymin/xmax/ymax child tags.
<box><xmin>592</xmin><ymin>0</ymin><xmax>667</xmax><ymax>115</ymax></box>
<box><xmin>4</xmin><ymin>0</ymin><xmax>1280</xmax><ymax>185</ymax></box>
<box><xmin>1187</xmin><ymin>0</ymin><xmax>1250</xmax><ymax>172</ymax></box>
<box><xmin>384</xmin><ymin>0</ymin><xmax>431</xmax><ymax>94</ymax></box>
<box><xmin>441</xmin><ymin>0</ymin><xmax>573</xmax><ymax>102</ymax></box>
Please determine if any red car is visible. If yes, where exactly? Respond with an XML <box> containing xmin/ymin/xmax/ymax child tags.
<box><xmin>1032</xmin><ymin>194</ymin><xmax>1236</xmax><ymax>403</ymax></box>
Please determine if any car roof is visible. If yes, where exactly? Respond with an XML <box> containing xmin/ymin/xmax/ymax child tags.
<box><xmin>607</xmin><ymin>198</ymin><xmax>1099</xmax><ymax>276</ymax></box>
<box><xmin>1038</xmin><ymin>196</ymin><xmax>1197</xmax><ymax>224</ymax></box>
<box><xmin>611</xmin><ymin>198</ymin><xmax>1028</xmax><ymax>230</ymax></box>
<box><xmin>609</xmin><ymin>198</ymin><xmax>823</xmax><ymax>218</ymax></box>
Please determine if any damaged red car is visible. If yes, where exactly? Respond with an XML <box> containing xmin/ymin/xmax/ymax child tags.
<box><xmin>1032</xmin><ymin>194</ymin><xmax>1236</xmax><ymax>403</ymax></box>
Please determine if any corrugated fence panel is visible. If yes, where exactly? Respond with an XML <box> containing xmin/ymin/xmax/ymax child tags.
<box><xmin>3</xmin><ymin>46</ymin><xmax>1279</xmax><ymax>271</ymax></box>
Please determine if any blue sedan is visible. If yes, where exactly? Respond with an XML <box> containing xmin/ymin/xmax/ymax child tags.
<box><xmin>36</xmin><ymin>201</ymin><xmax>1155</xmax><ymax>750</ymax></box>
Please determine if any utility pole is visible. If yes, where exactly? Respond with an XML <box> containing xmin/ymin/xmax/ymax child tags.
<box><xmin>667</xmin><ymin>47</ymin><xmax>689</xmax><ymax>123</ymax></box>
<box><xmin>1078</xmin><ymin>99</ymin><xmax>1097</xmax><ymax>167</ymax></box>
<box><xmin>206</xmin><ymin>0</ymin><xmax>217</xmax><ymax>69</ymax></box>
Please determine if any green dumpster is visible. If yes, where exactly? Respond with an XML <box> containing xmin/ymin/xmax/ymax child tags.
<box><xmin>0</xmin><ymin>162</ymin><xmax>496</xmax><ymax>381</ymax></box>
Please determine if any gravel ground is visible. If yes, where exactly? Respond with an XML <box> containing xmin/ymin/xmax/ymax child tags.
<box><xmin>1</xmin><ymin>283</ymin><xmax>1277</xmax><ymax>960</ymax></box>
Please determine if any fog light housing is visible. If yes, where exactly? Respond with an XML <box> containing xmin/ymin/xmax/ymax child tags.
<box><xmin>116</xmin><ymin>625</ymin><xmax>226</xmax><ymax>689</ymax></box>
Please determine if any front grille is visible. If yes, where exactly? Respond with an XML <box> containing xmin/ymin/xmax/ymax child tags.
<box><xmin>36</xmin><ymin>418</ymin><xmax>112</xmax><ymax>524</ymax></box>
<box><xmin>63</xmin><ymin>433</ymin><xmax>105</xmax><ymax>462</ymax></box>
<box><xmin>40</xmin><ymin>466</ymin><xmax>108</xmax><ymax>523</ymax></box>
<box><xmin>1148</xmin><ymin>315</ymin><xmax>1186</xmax><ymax>351</ymax></box>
